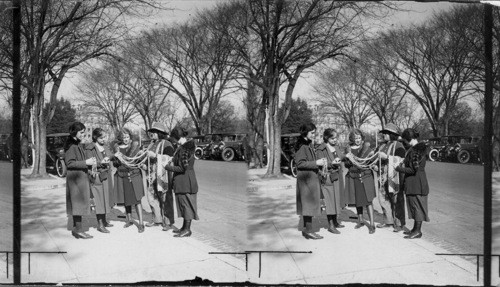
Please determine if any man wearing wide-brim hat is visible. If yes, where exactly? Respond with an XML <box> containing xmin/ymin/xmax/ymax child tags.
<box><xmin>143</xmin><ymin>122</ymin><xmax>177</xmax><ymax>231</ymax></box>
<box><xmin>376</xmin><ymin>123</ymin><xmax>408</xmax><ymax>233</ymax></box>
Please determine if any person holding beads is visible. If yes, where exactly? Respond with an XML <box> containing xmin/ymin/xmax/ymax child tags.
<box><xmin>85</xmin><ymin>128</ymin><xmax>114</xmax><ymax>233</ymax></box>
<box><xmin>315</xmin><ymin>128</ymin><xmax>346</xmax><ymax>234</ymax></box>
<box><xmin>344</xmin><ymin>129</ymin><xmax>376</xmax><ymax>234</ymax></box>
<box><xmin>65</xmin><ymin>122</ymin><xmax>97</xmax><ymax>239</ymax></box>
<box><xmin>295</xmin><ymin>123</ymin><xmax>327</xmax><ymax>240</ymax></box>
<box><xmin>163</xmin><ymin>127</ymin><xmax>199</xmax><ymax>238</ymax></box>
<box><xmin>112</xmin><ymin>128</ymin><xmax>145</xmax><ymax>233</ymax></box>
<box><xmin>394</xmin><ymin>128</ymin><xmax>430</xmax><ymax>239</ymax></box>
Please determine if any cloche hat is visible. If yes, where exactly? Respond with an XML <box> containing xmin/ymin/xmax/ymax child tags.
<box><xmin>147</xmin><ymin>122</ymin><xmax>168</xmax><ymax>134</ymax></box>
<box><xmin>380</xmin><ymin>123</ymin><xmax>400</xmax><ymax>136</ymax></box>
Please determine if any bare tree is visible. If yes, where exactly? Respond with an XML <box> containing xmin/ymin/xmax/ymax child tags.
<box><xmin>368</xmin><ymin>6</ymin><xmax>481</xmax><ymax>137</ymax></box>
<box><xmin>77</xmin><ymin>63</ymin><xmax>137</xmax><ymax>136</ymax></box>
<box><xmin>0</xmin><ymin>0</ymin><xmax>155</xmax><ymax>177</ymax></box>
<box><xmin>315</xmin><ymin>62</ymin><xmax>374</xmax><ymax>129</ymax></box>
<box><xmin>243</xmin><ymin>0</ymin><xmax>397</xmax><ymax>176</ymax></box>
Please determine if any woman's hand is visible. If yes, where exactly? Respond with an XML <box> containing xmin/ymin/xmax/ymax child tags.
<box><xmin>101</xmin><ymin>157</ymin><xmax>110</xmax><ymax>164</ymax></box>
<box><xmin>147</xmin><ymin>150</ymin><xmax>157</xmax><ymax>158</ymax></box>
<box><xmin>379</xmin><ymin>152</ymin><xmax>388</xmax><ymax>160</ymax></box>
<box><xmin>86</xmin><ymin>157</ymin><xmax>96</xmax><ymax>166</ymax></box>
<box><xmin>332</xmin><ymin>157</ymin><xmax>341</xmax><ymax>165</ymax></box>
<box><xmin>316</xmin><ymin>158</ymin><xmax>327</xmax><ymax>166</ymax></box>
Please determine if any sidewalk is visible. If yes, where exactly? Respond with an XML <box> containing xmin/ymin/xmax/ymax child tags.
<box><xmin>247</xmin><ymin>167</ymin><xmax>485</xmax><ymax>285</ymax></box>
<box><xmin>0</xmin><ymin>169</ymin><xmax>248</xmax><ymax>284</ymax></box>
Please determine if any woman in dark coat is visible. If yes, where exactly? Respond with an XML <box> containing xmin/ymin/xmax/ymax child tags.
<box><xmin>315</xmin><ymin>128</ymin><xmax>346</xmax><ymax>234</ymax></box>
<box><xmin>113</xmin><ymin>128</ymin><xmax>145</xmax><ymax>233</ymax></box>
<box><xmin>164</xmin><ymin>127</ymin><xmax>199</xmax><ymax>238</ymax></box>
<box><xmin>295</xmin><ymin>123</ymin><xmax>327</xmax><ymax>240</ymax></box>
<box><xmin>85</xmin><ymin>128</ymin><xmax>114</xmax><ymax>233</ymax></box>
<box><xmin>65</xmin><ymin>122</ymin><xmax>97</xmax><ymax>239</ymax></box>
<box><xmin>344</xmin><ymin>129</ymin><xmax>376</xmax><ymax>234</ymax></box>
<box><xmin>395</xmin><ymin>128</ymin><xmax>430</xmax><ymax>239</ymax></box>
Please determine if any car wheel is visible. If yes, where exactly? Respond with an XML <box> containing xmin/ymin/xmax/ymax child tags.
<box><xmin>457</xmin><ymin>150</ymin><xmax>470</xmax><ymax>164</ymax></box>
<box><xmin>56</xmin><ymin>158</ymin><xmax>67</xmax><ymax>177</ymax></box>
<box><xmin>222</xmin><ymin>148</ymin><xmax>235</xmax><ymax>162</ymax></box>
<box><xmin>194</xmin><ymin>147</ymin><xmax>203</xmax><ymax>160</ymax></box>
<box><xmin>290</xmin><ymin>158</ymin><xmax>298</xmax><ymax>178</ymax></box>
<box><xmin>428</xmin><ymin>149</ymin><xmax>439</xmax><ymax>162</ymax></box>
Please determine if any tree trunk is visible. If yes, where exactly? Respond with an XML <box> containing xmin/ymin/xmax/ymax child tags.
<box><xmin>265</xmin><ymin>81</ymin><xmax>282</xmax><ymax>177</ymax></box>
<box><xmin>30</xmin><ymin>92</ymin><xmax>49</xmax><ymax>178</ymax></box>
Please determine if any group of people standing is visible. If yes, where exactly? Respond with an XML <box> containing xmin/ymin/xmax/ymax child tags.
<box><xmin>295</xmin><ymin>123</ymin><xmax>430</xmax><ymax>240</ymax></box>
<box><xmin>65</xmin><ymin>121</ymin><xmax>199</xmax><ymax>240</ymax></box>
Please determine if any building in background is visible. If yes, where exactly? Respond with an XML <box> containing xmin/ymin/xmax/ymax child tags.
<box><xmin>73</xmin><ymin>104</ymin><xmax>115</xmax><ymax>144</ymax></box>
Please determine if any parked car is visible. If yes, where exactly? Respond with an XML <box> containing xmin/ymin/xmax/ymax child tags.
<box><xmin>0</xmin><ymin>133</ymin><xmax>11</xmax><ymax>161</ymax></box>
<box><xmin>46</xmin><ymin>133</ymin><xmax>69</xmax><ymax>177</ymax></box>
<box><xmin>193</xmin><ymin>133</ymin><xmax>248</xmax><ymax>162</ymax></box>
<box><xmin>426</xmin><ymin>135</ymin><xmax>482</xmax><ymax>164</ymax></box>
<box><xmin>280</xmin><ymin>133</ymin><xmax>299</xmax><ymax>177</ymax></box>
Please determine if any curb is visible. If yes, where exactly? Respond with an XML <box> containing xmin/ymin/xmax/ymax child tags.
<box><xmin>22</xmin><ymin>182</ymin><xmax>66</xmax><ymax>192</ymax></box>
<box><xmin>247</xmin><ymin>183</ymin><xmax>295</xmax><ymax>192</ymax></box>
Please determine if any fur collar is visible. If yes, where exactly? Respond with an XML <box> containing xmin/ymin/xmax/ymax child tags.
<box><xmin>294</xmin><ymin>136</ymin><xmax>312</xmax><ymax>152</ymax></box>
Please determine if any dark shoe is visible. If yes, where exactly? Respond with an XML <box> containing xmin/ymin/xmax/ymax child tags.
<box><xmin>173</xmin><ymin>228</ymin><xmax>182</xmax><ymax>234</ymax></box>
<box><xmin>72</xmin><ymin>231</ymin><xmax>93</xmax><ymax>239</ymax></box>
<box><xmin>334</xmin><ymin>222</ymin><xmax>345</xmax><ymax>228</ymax></box>
<box><xmin>376</xmin><ymin>223</ymin><xmax>392</xmax><ymax>228</ymax></box>
<box><xmin>327</xmin><ymin>227</ymin><xmax>340</xmax><ymax>234</ymax></box>
<box><xmin>404</xmin><ymin>231</ymin><xmax>422</xmax><ymax>239</ymax></box>
<box><xmin>104</xmin><ymin>222</ymin><xmax>114</xmax><ymax>227</ymax></box>
<box><xmin>124</xmin><ymin>221</ymin><xmax>133</xmax><ymax>228</ymax></box>
<box><xmin>302</xmin><ymin>231</ymin><xmax>323</xmax><ymax>240</ymax></box>
<box><xmin>174</xmin><ymin>229</ymin><xmax>192</xmax><ymax>237</ymax></box>
<box><xmin>145</xmin><ymin>222</ymin><xmax>162</xmax><ymax>227</ymax></box>
<box><xmin>354</xmin><ymin>222</ymin><xmax>364</xmax><ymax>229</ymax></box>
<box><xmin>138</xmin><ymin>224</ymin><xmax>145</xmax><ymax>233</ymax></box>
<box><xmin>97</xmin><ymin>226</ymin><xmax>110</xmax><ymax>233</ymax></box>
<box><xmin>369</xmin><ymin>225</ymin><xmax>376</xmax><ymax>234</ymax></box>
<box><xmin>393</xmin><ymin>225</ymin><xmax>403</xmax><ymax>232</ymax></box>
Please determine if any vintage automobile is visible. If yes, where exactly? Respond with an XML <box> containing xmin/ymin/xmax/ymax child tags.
<box><xmin>280</xmin><ymin>133</ymin><xmax>299</xmax><ymax>177</ymax></box>
<box><xmin>193</xmin><ymin>133</ymin><xmax>248</xmax><ymax>162</ymax></box>
<box><xmin>427</xmin><ymin>135</ymin><xmax>482</xmax><ymax>164</ymax></box>
<box><xmin>46</xmin><ymin>133</ymin><xmax>69</xmax><ymax>177</ymax></box>
<box><xmin>0</xmin><ymin>133</ymin><xmax>10</xmax><ymax>161</ymax></box>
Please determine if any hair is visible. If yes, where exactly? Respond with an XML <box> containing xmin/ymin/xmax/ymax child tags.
<box><xmin>348</xmin><ymin>129</ymin><xmax>364</xmax><ymax>145</ymax></box>
<box><xmin>116</xmin><ymin>128</ymin><xmax>135</xmax><ymax>145</ymax></box>
<box><xmin>401</xmin><ymin>128</ymin><xmax>420</xmax><ymax>142</ymax></box>
<box><xmin>170</xmin><ymin>126</ymin><xmax>188</xmax><ymax>141</ymax></box>
<box><xmin>92</xmin><ymin>128</ymin><xmax>105</xmax><ymax>143</ymax></box>
<box><xmin>69</xmin><ymin>122</ymin><xmax>86</xmax><ymax>138</ymax></box>
<box><xmin>323</xmin><ymin>128</ymin><xmax>337</xmax><ymax>143</ymax></box>
<box><xmin>299</xmin><ymin>123</ymin><xmax>316</xmax><ymax>137</ymax></box>
<box><xmin>388</xmin><ymin>133</ymin><xmax>399</xmax><ymax>141</ymax></box>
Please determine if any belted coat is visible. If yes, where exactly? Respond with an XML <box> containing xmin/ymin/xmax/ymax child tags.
<box><xmin>295</xmin><ymin>137</ymin><xmax>321</xmax><ymax>217</ymax></box>
<box><xmin>315</xmin><ymin>143</ymin><xmax>347</xmax><ymax>213</ymax></box>
<box><xmin>65</xmin><ymin>138</ymin><xmax>91</xmax><ymax>216</ymax></box>
<box><xmin>395</xmin><ymin>142</ymin><xmax>429</xmax><ymax>196</ymax></box>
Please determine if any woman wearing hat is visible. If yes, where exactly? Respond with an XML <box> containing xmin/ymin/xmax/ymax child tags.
<box><xmin>395</xmin><ymin>128</ymin><xmax>430</xmax><ymax>239</ymax></box>
<box><xmin>315</xmin><ymin>128</ymin><xmax>346</xmax><ymax>234</ymax></box>
<box><xmin>164</xmin><ymin>127</ymin><xmax>198</xmax><ymax>237</ymax></box>
<box><xmin>344</xmin><ymin>129</ymin><xmax>376</xmax><ymax>234</ymax></box>
<box><xmin>85</xmin><ymin>128</ymin><xmax>114</xmax><ymax>233</ymax></box>
<box><xmin>145</xmin><ymin>122</ymin><xmax>176</xmax><ymax>231</ymax></box>
<box><xmin>112</xmin><ymin>128</ymin><xmax>145</xmax><ymax>233</ymax></box>
<box><xmin>65</xmin><ymin>122</ymin><xmax>97</xmax><ymax>239</ymax></box>
<box><xmin>295</xmin><ymin>123</ymin><xmax>327</xmax><ymax>240</ymax></box>
<box><xmin>376</xmin><ymin>123</ymin><xmax>406</xmax><ymax>233</ymax></box>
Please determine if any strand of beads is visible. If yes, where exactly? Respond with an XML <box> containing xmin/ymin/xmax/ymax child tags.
<box><xmin>345</xmin><ymin>152</ymin><xmax>381</xmax><ymax>170</ymax></box>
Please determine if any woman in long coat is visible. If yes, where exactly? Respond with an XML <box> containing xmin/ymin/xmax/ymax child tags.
<box><xmin>395</xmin><ymin>128</ymin><xmax>430</xmax><ymax>239</ymax></box>
<box><xmin>344</xmin><ymin>129</ymin><xmax>377</xmax><ymax>234</ymax></box>
<box><xmin>164</xmin><ymin>127</ymin><xmax>199</xmax><ymax>238</ymax></box>
<box><xmin>315</xmin><ymin>128</ymin><xmax>346</xmax><ymax>234</ymax></box>
<box><xmin>65</xmin><ymin>122</ymin><xmax>97</xmax><ymax>239</ymax></box>
<box><xmin>295</xmin><ymin>123</ymin><xmax>327</xmax><ymax>240</ymax></box>
<box><xmin>85</xmin><ymin>128</ymin><xmax>114</xmax><ymax>233</ymax></box>
<box><xmin>112</xmin><ymin>128</ymin><xmax>145</xmax><ymax>233</ymax></box>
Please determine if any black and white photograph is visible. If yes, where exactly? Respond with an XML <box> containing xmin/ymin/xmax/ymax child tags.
<box><xmin>0</xmin><ymin>0</ymin><xmax>499</xmax><ymax>285</ymax></box>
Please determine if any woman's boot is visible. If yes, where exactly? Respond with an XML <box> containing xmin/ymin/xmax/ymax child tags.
<box><xmin>103</xmin><ymin>214</ymin><xmax>113</xmax><ymax>227</ymax></box>
<box><xmin>302</xmin><ymin>216</ymin><xmax>323</xmax><ymax>239</ymax></box>
<box><xmin>97</xmin><ymin>214</ymin><xmax>110</xmax><ymax>233</ymax></box>
<box><xmin>327</xmin><ymin>215</ymin><xmax>340</xmax><ymax>234</ymax></box>
<box><xmin>354</xmin><ymin>207</ymin><xmax>364</xmax><ymax>229</ymax></box>
<box><xmin>72</xmin><ymin>216</ymin><xmax>93</xmax><ymax>239</ymax></box>
<box><xmin>175</xmin><ymin>220</ymin><xmax>192</xmax><ymax>237</ymax></box>
<box><xmin>333</xmin><ymin>214</ymin><xmax>344</xmax><ymax>228</ymax></box>
<box><xmin>173</xmin><ymin>219</ymin><xmax>186</xmax><ymax>234</ymax></box>
<box><xmin>405</xmin><ymin>221</ymin><xmax>422</xmax><ymax>239</ymax></box>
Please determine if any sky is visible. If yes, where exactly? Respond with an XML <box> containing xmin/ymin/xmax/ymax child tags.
<box><xmin>2</xmin><ymin>1</ymin><xmax>481</xmax><ymax>125</ymax></box>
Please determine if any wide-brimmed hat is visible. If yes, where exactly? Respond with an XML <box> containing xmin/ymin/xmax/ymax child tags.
<box><xmin>147</xmin><ymin>122</ymin><xmax>168</xmax><ymax>134</ymax></box>
<box><xmin>380</xmin><ymin>123</ymin><xmax>400</xmax><ymax>136</ymax></box>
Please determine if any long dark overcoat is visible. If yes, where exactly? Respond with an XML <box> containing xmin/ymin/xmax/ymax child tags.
<box><xmin>344</xmin><ymin>143</ymin><xmax>376</xmax><ymax>206</ymax></box>
<box><xmin>65</xmin><ymin>139</ymin><xmax>91</xmax><ymax>216</ymax></box>
<box><xmin>165</xmin><ymin>140</ymin><xmax>198</xmax><ymax>194</ymax></box>
<box><xmin>113</xmin><ymin>141</ymin><xmax>144</xmax><ymax>204</ymax></box>
<box><xmin>295</xmin><ymin>137</ymin><xmax>321</xmax><ymax>217</ymax></box>
<box><xmin>85</xmin><ymin>142</ymin><xmax>114</xmax><ymax>214</ymax></box>
<box><xmin>315</xmin><ymin>143</ymin><xmax>346</xmax><ymax>214</ymax></box>
<box><xmin>395</xmin><ymin>142</ymin><xmax>429</xmax><ymax>196</ymax></box>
